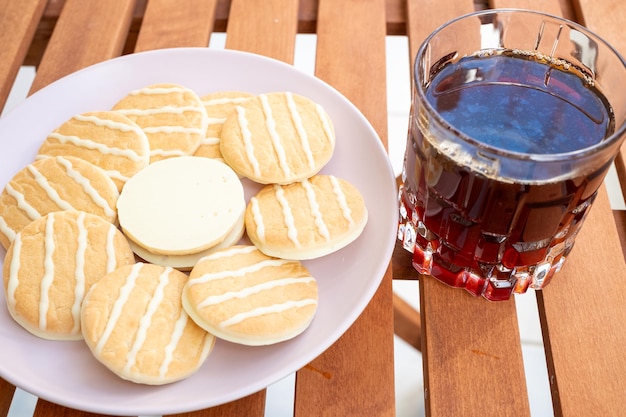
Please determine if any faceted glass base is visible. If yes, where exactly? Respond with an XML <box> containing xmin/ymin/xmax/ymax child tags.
<box><xmin>398</xmin><ymin>188</ymin><xmax>569</xmax><ymax>301</ymax></box>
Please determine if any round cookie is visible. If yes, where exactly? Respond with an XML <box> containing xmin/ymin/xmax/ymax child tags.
<box><xmin>194</xmin><ymin>91</ymin><xmax>253</xmax><ymax>161</ymax></box>
<box><xmin>183</xmin><ymin>245</ymin><xmax>318</xmax><ymax>346</ymax></box>
<box><xmin>0</xmin><ymin>156</ymin><xmax>119</xmax><ymax>250</ymax></box>
<box><xmin>245</xmin><ymin>174</ymin><xmax>368</xmax><ymax>260</ymax></box>
<box><xmin>2</xmin><ymin>211</ymin><xmax>135</xmax><ymax>340</ymax></box>
<box><xmin>112</xmin><ymin>83</ymin><xmax>209</xmax><ymax>163</ymax></box>
<box><xmin>116</xmin><ymin>156</ymin><xmax>245</xmax><ymax>256</ymax></box>
<box><xmin>37</xmin><ymin>110</ymin><xmax>150</xmax><ymax>191</ymax></box>
<box><xmin>220</xmin><ymin>91</ymin><xmax>335</xmax><ymax>184</ymax></box>
<box><xmin>128</xmin><ymin>211</ymin><xmax>245</xmax><ymax>271</ymax></box>
<box><xmin>81</xmin><ymin>262</ymin><xmax>215</xmax><ymax>385</ymax></box>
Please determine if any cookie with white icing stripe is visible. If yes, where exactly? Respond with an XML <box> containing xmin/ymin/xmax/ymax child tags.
<box><xmin>128</xmin><ymin>211</ymin><xmax>245</xmax><ymax>271</ymax></box>
<box><xmin>2</xmin><ymin>211</ymin><xmax>135</xmax><ymax>340</ymax></box>
<box><xmin>0</xmin><ymin>156</ymin><xmax>119</xmax><ymax>250</ymax></box>
<box><xmin>112</xmin><ymin>83</ymin><xmax>209</xmax><ymax>163</ymax></box>
<box><xmin>183</xmin><ymin>245</ymin><xmax>318</xmax><ymax>346</ymax></box>
<box><xmin>245</xmin><ymin>174</ymin><xmax>368</xmax><ymax>260</ymax></box>
<box><xmin>81</xmin><ymin>262</ymin><xmax>215</xmax><ymax>385</ymax></box>
<box><xmin>37</xmin><ymin>110</ymin><xmax>150</xmax><ymax>191</ymax></box>
<box><xmin>116</xmin><ymin>156</ymin><xmax>245</xmax><ymax>256</ymax></box>
<box><xmin>194</xmin><ymin>91</ymin><xmax>253</xmax><ymax>161</ymax></box>
<box><xmin>220</xmin><ymin>92</ymin><xmax>335</xmax><ymax>184</ymax></box>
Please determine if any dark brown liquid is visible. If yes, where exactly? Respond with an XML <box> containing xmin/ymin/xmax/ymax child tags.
<box><xmin>399</xmin><ymin>53</ymin><xmax>614</xmax><ymax>300</ymax></box>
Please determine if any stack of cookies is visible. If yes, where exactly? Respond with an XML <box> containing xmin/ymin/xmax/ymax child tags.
<box><xmin>116</xmin><ymin>155</ymin><xmax>246</xmax><ymax>271</ymax></box>
<box><xmin>0</xmin><ymin>82</ymin><xmax>368</xmax><ymax>386</ymax></box>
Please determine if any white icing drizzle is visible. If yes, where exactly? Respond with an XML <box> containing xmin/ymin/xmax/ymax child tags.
<box><xmin>199</xmin><ymin>137</ymin><xmax>220</xmax><ymax>146</ymax></box>
<box><xmin>198</xmin><ymin>276</ymin><xmax>316</xmax><ymax>308</ymax></box>
<box><xmin>285</xmin><ymin>92</ymin><xmax>315</xmax><ymax>170</ymax></box>
<box><xmin>142</xmin><ymin>125</ymin><xmax>204</xmax><ymax>134</ymax></box>
<box><xmin>316</xmin><ymin>104</ymin><xmax>334</xmax><ymax>146</ymax></box>
<box><xmin>47</xmin><ymin>132</ymin><xmax>144</xmax><ymax>161</ymax></box>
<box><xmin>149</xmin><ymin>148</ymin><xmax>188</xmax><ymax>158</ymax></box>
<box><xmin>206</xmin><ymin>117</ymin><xmax>227</xmax><ymax>125</ymax></box>
<box><xmin>105</xmin><ymin>224</ymin><xmax>117</xmax><ymax>273</ymax></box>
<box><xmin>124</xmin><ymin>267</ymin><xmax>171</xmax><ymax>375</ymax></box>
<box><xmin>202</xmin><ymin>245</ymin><xmax>257</xmax><ymax>261</ymax></box>
<box><xmin>27</xmin><ymin>164</ymin><xmax>76</xmax><ymax>212</ymax></box>
<box><xmin>56</xmin><ymin>157</ymin><xmax>116</xmax><ymax>219</ymax></box>
<box><xmin>302</xmin><ymin>180</ymin><xmax>331</xmax><ymax>241</ymax></box>
<box><xmin>203</xmin><ymin>97</ymin><xmax>249</xmax><ymax>106</ymax></box>
<box><xmin>249</xmin><ymin>197</ymin><xmax>265</xmax><ymax>242</ymax></box>
<box><xmin>72</xmin><ymin>114</ymin><xmax>142</xmax><ymax>132</ymax></box>
<box><xmin>259</xmin><ymin>94</ymin><xmax>291</xmax><ymax>178</ymax></box>
<box><xmin>71</xmin><ymin>212</ymin><xmax>88</xmax><ymax>335</ymax></box>
<box><xmin>105</xmin><ymin>169</ymin><xmax>130</xmax><ymax>182</ymax></box>
<box><xmin>188</xmin><ymin>259</ymin><xmax>291</xmax><ymax>287</ymax></box>
<box><xmin>4</xmin><ymin>182</ymin><xmax>40</xmax><ymax>221</ymax></box>
<box><xmin>236</xmin><ymin>105</ymin><xmax>260</xmax><ymax>176</ymax></box>
<box><xmin>130</xmin><ymin>86</ymin><xmax>189</xmax><ymax>95</ymax></box>
<box><xmin>39</xmin><ymin>213</ymin><xmax>56</xmax><ymax>331</ymax></box>
<box><xmin>7</xmin><ymin>233</ymin><xmax>22</xmax><ymax>309</ymax></box>
<box><xmin>159</xmin><ymin>307</ymin><xmax>190</xmax><ymax>378</ymax></box>
<box><xmin>274</xmin><ymin>184</ymin><xmax>299</xmax><ymax>247</ymax></box>
<box><xmin>115</xmin><ymin>106</ymin><xmax>204</xmax><ymax>117</ymax></box>
<box><xmin>95</xmin><ymin>263</ymin><xmax>143</xmax><ymax>354</ymax></box>
<box><xmin>219</xmin><ymin>299</ymin><xmax>317</xmax><ymax>328</ymax></box>
<box><xmin>330</xmin><ymin>175</ymin><xmax>354</xmax><ymax>225</ymax></box>
<box><xmin>0</xmin><ymin>215</ymin><xmax>17</xmax><ymax>243</ymax></box>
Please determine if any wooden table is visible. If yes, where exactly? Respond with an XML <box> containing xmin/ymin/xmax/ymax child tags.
<box><xmin>1</xmin><ymin>1</ymin><xmax>625</xmax><ymax>416</ymax></box>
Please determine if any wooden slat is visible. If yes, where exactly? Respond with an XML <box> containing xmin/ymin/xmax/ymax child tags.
<box><xmin>224</xmin><ymin>0</ymin><xmax>299</xmax><ymax>64</ymax></box>
<box><xmin>0</xmin><ymin>378</ymin><xmax>15</xmax><ymax>417</ymax></box>
<box><xmin>393</xmin><ymin>292</ymin><xmax>421</xmax><ymax>350</ymax></box>
<box><xmin>421</xmin><ymin>281</ymin><xmax>531</xmax><ymax>417</ymax></box>
<box><xmin>537</xmin><ymin>189</ymin><xmax>626</xmax><ymax>417</ymax></box>
<box><xmin>406</xmin><ymin>3</ymin><xmax>531</xmax><ymax>416</ymax></box>
<box><xmin>133</xmin><ymin>0</ymin><xmax>217</xmax><ymax>52</ymax></box>
<box><xmin>33</xmin><ymin>400</ymin><xmax>110</xmax><ymax>417</ymax></box>
<box><xmin>292</xmin><ymin>1</ymin><xmax>395</xmax><ymax>416</ymax></box>
<box><xmin>29</xmin><ymin>0</ymin><xmax>138</xmax><ymax>94</ymax></box>
<box><xmin>314</xmin><ymin>0</ymin><xmax>389</xmax><ymax>146</ymax></box>
<box><xmin>406</xmin><ymin>0</ymin><xmax>475</xmax><ymax>78</ymax></box>
<box><xmin>490</xmin><ymin>0</ymin><xmax>563</xmax><ymax>16</ymax></box>
<box><xmin>166</xmin><ymin>392</ymin><xmax>266</xmax><ymax>417</ymax></box>
<box><xmin>393</xmin><ymin>240</ymin><xmax>421</xmax><ymax>280</ymax></box>
<box><xmin>576</xmin><ymin>0</ymin><xmax>626</xmax><ymax>211</ymax></box>
<box><xmin>614</xmin><ymin>210</ymin><xmax>626</xmax><ymax>252</ymax></box>
<box><xmin>0</xmin><ymin>0</ymin><xmax>47</xmax><ymax>112</ymax></box>
<box><xmin>532</xmin><ymin>2</ymin><xmax>626</xmax><ymax>416</ymax></box>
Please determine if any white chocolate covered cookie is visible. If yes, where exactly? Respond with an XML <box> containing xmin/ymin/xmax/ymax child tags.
<box><xmin>183</xmin><ymin>245</ymin><xmax>318</xmax><ymax>346</ymax></box>
<box><xmin>220</xmin><ymin>92</ymin><xmax>335</xmax><ymax>184</ymax></box>
<box><xmin>128</xmin><ymin>212</ymin><xmax>245</xmax><ymax>271</ymax></box>
<box><xmin>2</xmin><ymin>211</ymin><xmax>135</xmax><ymax>340</ymax></box>
<box><xmin>116</xmin><ymin>156</ymin><xmax>245</xmax><ymax>256</ymax></box>
<box><xmin>81</xmin><ymin>262</ymin><xmax>215</xmax><ymax>385</ymax></box>
<box><xmin>245</xmin><ymin>174</ymin><xmax>368</xmax><ymax>259</ymax></box>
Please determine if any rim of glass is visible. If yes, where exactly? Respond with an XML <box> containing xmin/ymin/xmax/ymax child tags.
<box><xmin>415</xmin><ymin>8</ymin><xmax>626</xmax><ymax>163</ymax></box>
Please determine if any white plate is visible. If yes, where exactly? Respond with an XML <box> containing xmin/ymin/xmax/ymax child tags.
<box><xmin>0</xmin><ymin>48</ymin><xmax>397</xmax><ymax>415</ymax></box>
